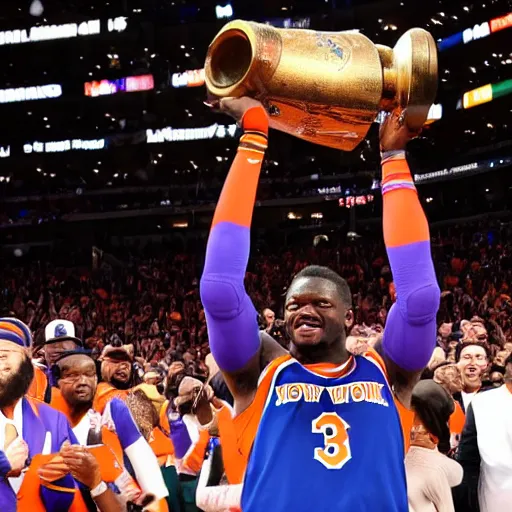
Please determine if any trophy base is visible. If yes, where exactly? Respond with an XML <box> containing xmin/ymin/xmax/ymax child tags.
<box><xmin>393</xmin><ymin>28</ymin><xmax>438</xmax><ymax>131</ymax></box>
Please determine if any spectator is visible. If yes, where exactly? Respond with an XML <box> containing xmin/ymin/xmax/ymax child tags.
<box><xmin>455</xmin><ymin>353</ymin><xmax>512</xmax><ymax>512</ymax></box>
<box><xmin>0</xmin><ymin>318</ymin><xmax>88</xmax><ymax>511</ymax></box>
<box><xmin>455</xmin><ymin>342</ymin><xmax>491</xmax><ymax>412</ymax></box>
<box><xmin>94</xmin><ymin>345</ymin><xmax>139</xmax><ymax>413</ymax></box>
<box><xmin>405</xmin><ymin>380</ymin><xmax>463</xmax><ymax>512</ymax></box>
<box><xmin>433</xmin><ymin>362</ymin><xmax>466</xmax><ymax>452</ymax></box>
<box><xmin>261</xmin><ymin>309</ymin><xmax>275</xmax><ymax>332</ymax></box>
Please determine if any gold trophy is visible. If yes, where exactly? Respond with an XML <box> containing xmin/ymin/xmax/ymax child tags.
<box><xmin>205</xmin><ymin>21</ymin><xmax>438</xmax><ymax>151</ymax></box>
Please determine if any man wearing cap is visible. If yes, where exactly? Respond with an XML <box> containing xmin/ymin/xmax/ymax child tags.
<box><xmin>94</xmin><ymin>345</ymin><xmax>139</xmax><ymax>414</ymax></box>
<box><xmin>28</xmin><ymin>319</ymin><xmax>84</xmax><ymax>404</ymax></box>
<box><xmin>53</xmin><ymin>351</ymin><xmax>170</xmax><ymax>511</ymax></box>
<box><xmin>0</xmin><ymin>317</ymin><xmax>89</xmax><ymax>512</ymax></box>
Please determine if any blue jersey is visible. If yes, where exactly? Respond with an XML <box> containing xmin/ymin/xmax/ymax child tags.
<box><xmin>241</xmin><ymin>354</ymin><xmax>408</xmax><ymax>511</ymax></box>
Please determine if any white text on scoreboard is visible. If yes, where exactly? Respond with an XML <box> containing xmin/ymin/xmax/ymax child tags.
<box><xmin>146</xmin><ymin>124</ymin><xmax>237</xmax><ymax>143</ymax></box>
<box><xmin>0</xmin><ymin>17</ymin><xmax>127</xmax><ymax>46</ymax></box>
<box><xmin>24</xmin><ymin>138</ymin><xmax>105</xmax><ymax>154</ymax></box>
<box><xmin>0</xmin><ymin>84</ymin><xmax>62</xmax><ymax>103</ymax></box>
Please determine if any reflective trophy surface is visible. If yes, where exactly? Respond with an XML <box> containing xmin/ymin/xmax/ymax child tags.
<box><xmin>205</xmin><ymin>20</ymin><xmax>438</xmax><ymax>151</ymax></box>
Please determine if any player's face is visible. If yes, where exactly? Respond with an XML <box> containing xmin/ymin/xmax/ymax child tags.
<box><xmin>285</xmin><ymin>277</ymin><xmax>346</xmax><ymax>348</ymax></box>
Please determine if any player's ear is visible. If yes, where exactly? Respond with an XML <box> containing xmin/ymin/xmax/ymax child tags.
<box><xmin>345</xmin><ymin>309</ymin><xmax>354</xmax><ymax>331</ymax></box>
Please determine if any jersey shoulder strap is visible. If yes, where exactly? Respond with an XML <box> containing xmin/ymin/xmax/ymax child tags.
<box><xmin>362</xmin><ymin>347</ymin><xmax>389</xmax><ymax>379</ymax></box>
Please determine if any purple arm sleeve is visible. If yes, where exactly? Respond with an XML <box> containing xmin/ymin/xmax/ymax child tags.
<box><xmin>109</xmin><ymin>398</ymin><xmax>142</xmax><ymax>450</ymax></box>
<box><xmin>169</xmin><ymin>416</ymin><xmax>193</xmax><ymax>459</ymax></box>
<box><xmin>383</xmin><ymin>241</ymin><xmax>440</xmax><ymax>371</ymax></box>
<box><xmin>200</xmin><ymin>223</ymin><xmax>260</xmax><ymax>373</ymax></box>
<box><xmin>0</xmin><ymin>451</ymin><xmax>11</xmax><ymax>478</ymax></box>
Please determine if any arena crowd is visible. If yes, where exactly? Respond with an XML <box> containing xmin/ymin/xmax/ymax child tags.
<box><xmin>0</xmin><ymin>99</ymin><xmax>510</xmax><ymax>512</ymax></box>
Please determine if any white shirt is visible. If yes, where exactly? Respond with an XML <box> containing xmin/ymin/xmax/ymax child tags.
<box><xmin>461</xmin><ymin>390</ymin><xmax>477</xmax><ymax>411</ymax></box>
<box><xmin>72</xmin><ymin>411</ymin><xmax>93</xmax><ymax>446</ymax></box>
<box><xmin>472</xmin><ymin>385</ymin><xmax>512</xmax><ymax>512</ymax></box>
<box><xmin>0</xmin><ymin>400</ymin><xmax>24</xmax><ymax>494</ymax></box>
<box><xmin>179</xmin><ymin>413</ymin><xmax>202</xmax><ymax>476</ymax></box>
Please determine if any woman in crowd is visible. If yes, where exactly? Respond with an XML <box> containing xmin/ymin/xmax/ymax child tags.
<box><xmin>405</xmin><ymin>380</ymin><xmax>463</xmax><ymax>512</ymax></box>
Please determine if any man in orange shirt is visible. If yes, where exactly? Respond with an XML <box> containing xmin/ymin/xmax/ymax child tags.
<box><xmin>93</xmin><ymin>345</ymin><xmax>137</xmax><ymax>414</ymax></box>
<box><xmin>28</xmin><ymin>319</ymin><xmax>84</xmax><ymax>403</ymax></box>
<box><xmin>53</xmin><ymin>350</ymin><xmax>169</xmax><ymax>511</ymax></box>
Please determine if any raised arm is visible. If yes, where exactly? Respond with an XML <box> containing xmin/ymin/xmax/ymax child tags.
<box><xmin>379</xmin><ymin>112</ymin><xmax>440</xmax><ymax>399</ymax></box>
<box><xmin>200</xmin><ymin>98</ymin><xmax>269</xmax><ymax>404</ymax></box>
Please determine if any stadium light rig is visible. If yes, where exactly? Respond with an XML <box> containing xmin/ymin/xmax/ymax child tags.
<box><xmin>216</xmin><ymin>4</ymin><xmax>233</xmax><ymax>20</ymax></box>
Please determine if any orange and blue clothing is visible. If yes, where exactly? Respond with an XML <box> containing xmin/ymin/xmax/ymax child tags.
<box><xmin>93</xmin><ymin>382</ymin><xmax>130</xmax><ymax>414</ymax></box>
<box><xmin>28</xmin><ymin>365</ymin><xmax>49</xmax><ymax>403</ymax></box>
<box><xmin>200</xmin><ymin>109</ymin><xmax>439</xmax><ymax>509</ymax></box>
<box><xmin>0</xmin><ymin>397</ymin><xmax>88</xmax><ymax>512</ymax></box>
<box><xmin>57</xmin><ymin>394</ymin><xmax>169</xmax><ymax>509</ymax></box>
<box><xmin>241</xmin><ymin>353</ymin><xmax>407</xmax><ymax>511</ymax></box>
<box><xmin>380</xmin><ymin>149</ymin><xmax>440</xmax><ymax>373</ymax></box>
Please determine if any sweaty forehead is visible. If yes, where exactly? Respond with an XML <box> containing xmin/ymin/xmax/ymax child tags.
<box><xmin>48</xmin><ymin>340</ymin><xmax>79</xmax><ymax>351</ymax></box>
<box><xmin>287</xmin><ymin>276</ymin><xmax>339</xmax><ymax>301</ymax></box>
<box><xmin>0</xmin><ymin>340</ymin><xmax>25</xmax><ymax>353</ymax></box>
<box><xmin>460</xmin><ymin>345</ymin><xmax>487</xmax><ymax>358</ymax></box>
<box><xmin>59</xmin><ymin>354</ymin><xmax>95</xmax><ymax>372</ymax></box>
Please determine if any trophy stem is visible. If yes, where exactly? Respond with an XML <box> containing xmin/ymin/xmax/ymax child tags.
<box><xmin>376</xmin><ymin>45</ymin><xmax>397</xmax><ymax>112</ymax></box>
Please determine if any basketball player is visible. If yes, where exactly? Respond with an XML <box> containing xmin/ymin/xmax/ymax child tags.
<box><xmin>200</xmin><ymin>97</ymin><xmax>440</xmax><ymax>511</ymax></box>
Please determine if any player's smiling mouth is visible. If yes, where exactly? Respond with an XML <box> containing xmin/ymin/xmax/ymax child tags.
<box><xmin>294</xmin><ymin>316</ymin><xmax>323</xmax><ymax>332</ymax></box>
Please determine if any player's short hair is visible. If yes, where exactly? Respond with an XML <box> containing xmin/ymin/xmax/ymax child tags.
<box><xmin>455</xmin><ymin>341</ymin><xmax>491</xmax><ymax>363</ymax></box>
<box><xmin>290</xmin><ymin>265</ymin><xmax>352</xmax><ymax>309</ymax></box>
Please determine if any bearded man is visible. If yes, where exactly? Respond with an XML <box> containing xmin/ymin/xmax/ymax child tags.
<box><xmin>0</xmin><ymin>317</ymin><xmax>89</xmax><ymax>512</ymax></box>
<box><xmin>94</xmin><ymin>345</ymin><xmax>139</xmax><ymax>414</ymax></box>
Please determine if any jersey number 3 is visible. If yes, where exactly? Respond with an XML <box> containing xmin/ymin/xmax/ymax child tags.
<box><xmin>312</xmin><ymin>412</ymin><xmax>351</xmax><ymax>470</ymax></box>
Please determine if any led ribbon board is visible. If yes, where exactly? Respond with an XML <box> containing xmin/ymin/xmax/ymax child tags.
<box><xmin>0</xmin><ymin>84</ymin><xmax>62</xmax><ymax>103</ymax></box>
<box><xmin>171</xmin><ymin>69</ymin><xmax>205</xmax><ymax>88</ymax></box>
<box><xmin>0</xmin><ymin>17</ymin><xmax>127</xmax><ymax>46</ymax></box>
<box><xmin>24</xmin><ymin>139</ymin><xmax>106</xmax><ymax>153</ymax></box>
<box><xmin>463</xmin><ymin>79</ymin><xmax>512</xmax><ymax>109</ymax></box>
<box><xmin>438</xmin><ymin>12</ymin><xmax>512</xmax><ymax>51</ymax></box>
<box><xmin>146</xmin><ymin>124</ymin><xmax>237</xmax><ymax>143</ymax></box>
<box><xmin>85</xmin><ymin>75</ymin><xmax>154</xmax><ymax>97</ymax></box>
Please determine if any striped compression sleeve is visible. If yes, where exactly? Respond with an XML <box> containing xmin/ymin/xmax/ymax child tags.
<box><xmin>381</xmin><ymin>150</ymin><xmax>441</xmax><ymax>371</ymax></box>
<box><xmin>200</xmin><ymin>106</ymin><xmax>269</xmax><ymax>373</ymax></box>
